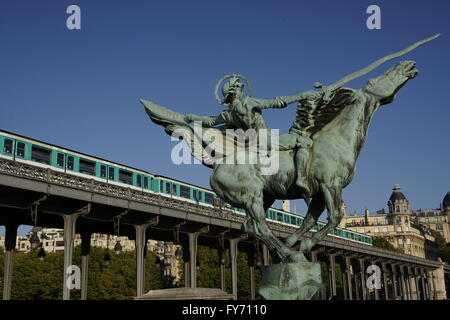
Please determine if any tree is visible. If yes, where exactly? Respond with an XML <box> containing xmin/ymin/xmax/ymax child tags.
<box><xmin>372</xmin><ymin>237</ymin><xmax>400</xmax><ymax>252</ymax></box>
<box><xmin>430</xmin><ymin>230</ymin><xmax>450</xmax><ymax>264</ymax></box>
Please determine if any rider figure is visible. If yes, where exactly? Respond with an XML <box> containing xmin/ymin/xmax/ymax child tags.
<box><xmin>184</xmin><ymin>76</ymin><xmax>327</xmax><ymax>199</ymax></box>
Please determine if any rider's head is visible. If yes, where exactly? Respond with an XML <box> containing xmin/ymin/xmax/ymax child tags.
<box><xmin>222</xmin><ymin>77</ymin><xmax>244</xmax><ymax>104</ymax></box>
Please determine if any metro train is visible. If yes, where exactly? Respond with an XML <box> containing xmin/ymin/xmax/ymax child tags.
<box><xmin>0</xmin><ymin>130</ymin><xmax>373</xmax><ymax>246</ymax></box>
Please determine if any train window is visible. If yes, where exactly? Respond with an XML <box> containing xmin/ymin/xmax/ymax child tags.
<box><xmin>57</xmin><ymin>153</ymin><xmax>65</xmax><ymax>168</ymax></box>
<box><xmin>172</xmin><ymin>184</ymin><xmax>177</xmax><ymax>195</ymax></box>
<box><xmin>136</xmin><ymin>175</ymin><xmax>142</xmax><ymax>187</ymax></box>
<box><xmin>67</xmin><ymin>156</ymin><xmax>74</xmax><ymax>170</ymax></box>
<box><xmin>119</xmin><ymin>169</ymin><xmax>132</xmax><ymax>184</ymax></box>
<box><xmin>3</xmin><ymin>139</ymin><xmax>13</xmax><ymax>154</ymax></box>
<box><xmin>180</xmin><ymin>185</ymin><xmax>190</xmax><ymax>199</ymax></box>
<box><xmin>100</xmin><ymin>165</ymin><xmax>106</xmax><ymax>178</ymax></box>
<box><xmin>31</xmin><ymin>146</ymin><xmax>51</xmax><ymax>164</ymax></box>
<box><xmin>204</xmin><ymin>192</ymin><xmax>214</xmax><ymax>204</ymax></box>
<box><xmin>16</xmin><ymin>142</ymin><xmax>25</xmax><ymax>158</ymax></box>
<box><xmin>277</xmin><ymin>213</ymin><xmax>282</xmax><ymax>222</ymax></box>
<box><xmin>79</xmin><ymin>159</ymin><xmax>96</xmax><ymax>175</ymax></box>
<box><xmin>193</xmin><ymin>189</ymin><xmax>202</xmax><ymax>202</ymax></box>
<box><xmin>143</xmin><ymin>176</ymin><xmax>148</xmax><ymax>188</ymax></box>
<box><xmin>108</xmin><ymin>167</ymin><xmax>115</xmax><ymax>180</ymax></box>
<box><xmin>165</xmin><ymin>182</ymin><xmax>171</xmax><ymax>194</ymax></box>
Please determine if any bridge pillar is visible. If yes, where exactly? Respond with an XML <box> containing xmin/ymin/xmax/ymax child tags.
<box><xmin>261</xmin><ymin>244</ymin><xmax>270</xmax><ymax>266</ymax></box>
<box><xmin>381</xmin><ymin>262</ymin><xmax>389</xmax><ymax>300</ymax></box>
<box><xmin>135</xmin><ymin>219</ymin><xmax>158</xmax><ymax>297</ymax></box>
<box><xmin>181</xmin><ymin>238</ymin><xmax>191</xmax><ymax>288</ymax></box>
<box><xmin>358</xmin><ymin>258</ymin><xmax>367</xmax><ymax>300</ymax></box>
<box><xmin>372</xmin><ymin>260</ymin><xmax>380</xmax><ymax>300</ymax></box>
<box><xmin>80</xmin><ymin>231</ymin><xmax>92</xmax><ymax>300</ymax></box>
<box><xmin>217</xmin><ymin>243</ymin><xmax>226</xmax><ymax>292</ymax></box>
<box><xmin>247</xmin><ymin>248</ymin><xmax>256</xmax><ymax>300</ymax></box>
<box><xmin>421</xmin><ymin>268</ymin><xmax>429</xmax><ymax>300</ymax></box>
<box><xmin>428</xmin><ymin>269</ymin><xmax>436</xmax><ymax>300</ymax></box>
<box><xmin>229</xmin><ymin>235</ymin><xmax>247</xmax><ymax>300</ymax></box>
<box><xmin>399</xmin><ymin>265</ymin><xmax>407</xmax><ymax>300</ymax></box>
<box><xmin>344</xmin><ymin>256</ymin><xmax>353</xmax><ymax>300</ymax></box>
<box><xmin>327</xmin><ymin>253</ymin><xmax>337</xmax><ymax>297</ymax></box>
<box><xmin>391</xmin><ymin>264</ymin><xmax>399</xmax><ymax>299</ymax></box>
<box><xmin>404</xmin><ymin>266</ymin><xmax>411</xmax><ymax>300</ymax></box>
<box><xmin>414</xmin><ymin>268</ymin><xmax>422</xmax><ymax>299</ymax></box>
<box><xmin>62</xmin><ymin>213</ymin><xmax>83</xmax><ymax>300</ymax></box>
<box><xmin>407</xmin><ymin>266</ymin><xmax>417</xmax><ymax>300</ymax></box>
<box><xmin>185</xmin><ymin>226</ymin><xmax>209</xmax><ymax>289</ymax></box>
<box><xmin>354</xmin><ymin>273</ymin><xmax>360</xmax><ymax>300</ymax></box>
<box><xmin>2</xmin><ymin>222</ymin><xmax>18</xmax><ymax>300</ymax></box>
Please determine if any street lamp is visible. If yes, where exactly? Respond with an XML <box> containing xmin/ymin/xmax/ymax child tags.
<box><xmin>114</xmin><ymin>240</ymin><xmax>122</xmax><ymax>255</ymax></box>
<box><xmin>29</xmin><ymin>230</ymin><xmax>40</xmax><ymax>250</ymax></box>
<box><xmin>175</xmin><ymin>247</ymin><xmax>183</xmax><ymax>260</ymax></box>
<box><xmin>103</xmin><ymin>251</ymin><xmax>111</xmax><ymax>266</ymax></box>
<box><xmin>37</xmin><ymin>247</ymin><xmax>46</xmax><ymax>262</ymax></box>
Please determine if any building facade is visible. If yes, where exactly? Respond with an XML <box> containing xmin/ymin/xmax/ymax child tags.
<box><xmin>339</xmin><ymin>185</ymin><xmax>449</xmax><ymax>260</ymax></box>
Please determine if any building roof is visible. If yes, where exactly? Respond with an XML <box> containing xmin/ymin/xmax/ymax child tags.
<box><xmin>443</xmin><ymin>191</ymin><xmax>450</xmax><ymax>209</ymax></box>
<box><xmin>389</xmin><ymin>184</ymin><xmax>407</xmax><ymax>202</ymax></box>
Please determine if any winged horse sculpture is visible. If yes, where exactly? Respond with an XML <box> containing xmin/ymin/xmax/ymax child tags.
<box><xmin>141</xmin><ymin>34</ymin><xmax>439</xmax><ymax>264</ymax></box>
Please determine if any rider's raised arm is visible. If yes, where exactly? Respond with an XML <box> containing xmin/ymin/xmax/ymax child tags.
<box><xmin>184</xmin><ymin>113</ymin><xmax>227</xmax><ymax>127</ymax></box>
<box><xmin>255</xmin><ymin>90</ymin><xmax>322</xmax><ymax>110</ymax></box>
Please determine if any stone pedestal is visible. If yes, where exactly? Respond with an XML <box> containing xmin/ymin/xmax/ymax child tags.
<box><xmin>259</xmin><ymin>262</ymin><xmax>321</xmax><ymax>300</ymax></box>
<box><xmin>136</xmin><ymin>288</ymin><xmax>234</xmax><ymax>300</ymax></box>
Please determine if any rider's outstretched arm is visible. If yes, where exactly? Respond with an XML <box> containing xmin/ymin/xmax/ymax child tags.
<box><xmin>256</xmin><ymin>90</ymin><xmax>323</xmax><ymax>109</ymax></box>
<box><xmin>184</xmin><ymin>113</ymin><xmax>227</xmax><ymax>127</ymax></box>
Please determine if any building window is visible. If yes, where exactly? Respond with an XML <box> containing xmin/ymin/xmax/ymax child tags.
<box><xmin>31</xmin><ymin>146</ymin><xmax>51</xmax><ymax>164</ymax></box>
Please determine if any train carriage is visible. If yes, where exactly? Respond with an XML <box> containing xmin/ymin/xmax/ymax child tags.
<box><xmin>0</xmin><ymin>129</ymin><xmax>372</xmax><ymax>246</ymax></box>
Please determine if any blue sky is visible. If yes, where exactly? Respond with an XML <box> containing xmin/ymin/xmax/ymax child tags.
<box><xmin>0</xmin><ymin>0</ymin><xmax>449</xmax><ymax>235</ymax></box>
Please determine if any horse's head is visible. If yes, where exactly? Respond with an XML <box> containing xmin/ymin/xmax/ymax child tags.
<box><xmin>363</xmin><ymin>60</ymin><xmax>418</xmax><ymax>105</ymax></box>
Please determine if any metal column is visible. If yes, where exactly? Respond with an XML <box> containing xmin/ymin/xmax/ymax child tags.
<box><xmin>2</xmin><ymin>223</ymin><xmax>18</xmax><ymax>300</ymax></box>
<box><xmin>135</xmin><ymin>219</ymin><xmax>158</xmax><ymax>297</ymax></box>
<box><xmin>80</xmin><ymin>231</ymin><xmax>92</xmax><ymax>300</ymax></box>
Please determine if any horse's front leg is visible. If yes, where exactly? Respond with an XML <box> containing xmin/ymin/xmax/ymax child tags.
<box><xmin>285</xmin><ymin>193</ymin><xmax>325</xmax><ymax>248</ymax></box>
<box><xmin>299</xmin><ymin>184</ymin><xmax>343</xmax><ymax>253</ymax></box>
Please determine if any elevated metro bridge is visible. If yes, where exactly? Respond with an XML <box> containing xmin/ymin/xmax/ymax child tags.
<box><xmin>0</xmin><ymin>157</ymin><xmax>449</xmax><ymax>300</ymax></box>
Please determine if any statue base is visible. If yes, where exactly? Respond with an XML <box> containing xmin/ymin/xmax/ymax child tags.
<box><xmin>135</xmin><ymin>288</ymin><xmax>234</xmax><ymax>300</ymax></box>
<box><xmin>259</xmin><ymin>261</ymin><xmax>321</xmax><ymax>300</ymax></box>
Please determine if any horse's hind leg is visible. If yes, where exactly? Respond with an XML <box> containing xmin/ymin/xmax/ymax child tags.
<box><xmin>299</xmin><ymin>185</ymin><xmax>343</xmax><ymax>253</ymax></box>
<box><xmin>285</xmin><ymin>192</ymin><xmax>325</xmax><ymax>248</ymax></box>
<box><xmin>245</xmin><ymin>190</ymin><xmax>307</xmax><ymax>262</ymax></box>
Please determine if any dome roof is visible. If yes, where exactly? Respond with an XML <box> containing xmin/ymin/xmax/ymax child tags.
<box><xmin>389</xmin><ymin>184</ymin><xmax>407</xmax><ymax>202</ymax></box>
<box><xmin>443</xmin><ymin>191</ymin><xmax>450</xmax><ymax>209</ymax></box>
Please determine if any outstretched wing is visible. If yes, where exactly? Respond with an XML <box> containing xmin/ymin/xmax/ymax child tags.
<box><xmin>291</xmin><ymin>88</ymin><xmax>355</xmax><ymax>136</ymax></box>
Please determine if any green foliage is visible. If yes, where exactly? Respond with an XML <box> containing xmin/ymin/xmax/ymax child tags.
<box><xmin>372</xmin><ymin>237</ymin><xmax>400</xmax><ymax>252</ymax></box>
<box><xmin>181</xmin><ymin>245</ymin><xmax>262</xmax><ymax>299</ymax></box>
<box><xmin>430</xmin><ymin>230</ymin><xmax>450</xmax><ymax>264</ymax></box>
<box><xmin>0</xmin><ymin>246</ymin><xmax>172</xmax><ymax>300</ymax></box>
